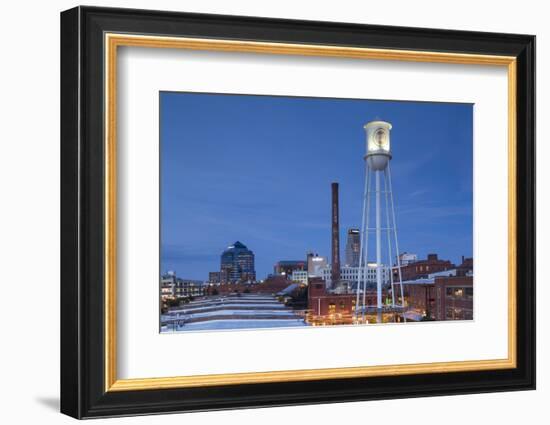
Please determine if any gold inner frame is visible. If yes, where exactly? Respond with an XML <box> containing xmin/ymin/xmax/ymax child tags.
<box><xmin>104</xmin><ymin>33</ymin><xmax>517</xmax><ymax>392</ymax></box>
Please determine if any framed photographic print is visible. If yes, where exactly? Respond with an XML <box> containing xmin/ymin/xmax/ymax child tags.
<box><xmin>60</xmin><ymin>6</ymin><xmax>536</xmax><ymax>419</ymax></box>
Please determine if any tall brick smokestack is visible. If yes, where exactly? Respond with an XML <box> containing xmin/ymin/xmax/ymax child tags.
<box><xmin>331</xmin><ymin>182</ymin><xmax>341</xmax><ymax>287</ymax></box>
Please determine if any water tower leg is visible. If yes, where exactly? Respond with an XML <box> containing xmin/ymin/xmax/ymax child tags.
<box><xmin>357</xmin><ymin>166</ymin><xmax>370</xmax><ymax>321</ymax></box>
<box><xmin>376</xmin><ymin>171</ymin><xmax>383</xmax><ymax>322</ymax></box>
<box><xmin>387</xmin><ymin>164</ymin><xmax>407</xmax><ymax>323</ymax></box>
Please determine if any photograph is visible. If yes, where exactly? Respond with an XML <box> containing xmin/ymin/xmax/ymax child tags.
<box><xmin>159</xmin><ymin>92</ymin><xmax>474</xmax><ymax>332</ymax></box>
<box><xmin>57</xmin><ymin>4</ymin><xmax>536</xmax><ymax>419</ymax></box>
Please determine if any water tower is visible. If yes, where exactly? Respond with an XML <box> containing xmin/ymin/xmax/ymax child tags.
<box><xmin>355</xmin><ymin>120</ymin><xmax>406</xmax><ymax>323</ymax></box>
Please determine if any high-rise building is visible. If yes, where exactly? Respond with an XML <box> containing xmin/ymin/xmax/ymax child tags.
<box><xmin>220</xmin><ymin>241</ymin><xmax>256</xmax><ymax>283</ymax></box>
<box><xmin>345</xmin><ymin>228</ymin><xmax>361</xmax><ymax>267</ymax></box>
<box><xmin>307</xmin><ymin>252</ymin><xmax>328</xmax><ymax>278</ymax></box>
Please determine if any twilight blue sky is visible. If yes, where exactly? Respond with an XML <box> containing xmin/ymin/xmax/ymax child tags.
<box><xmin>160</xmin><ymin>92</ymin><xmax>473</xmax><ymax>280</ymax></box>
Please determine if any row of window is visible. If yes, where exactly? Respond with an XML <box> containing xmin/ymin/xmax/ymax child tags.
<box><xmin>445</xmin><ymin>307</ymin><xmax>473</xmax><ymax>320</ymax></box>
<box><xmin>328</xmin><ymin>300</ymin><xmax>355</xmax><ymax>313</ymax></box>
<box><xmin>416</xmin><ymin>265</ymin><xmax>431</xmax><ymax>272</ymax></box>
<box><xmin>445</xmin><ymin>286</ymin><xmax>473</xmax><ymax>299</ymax></box>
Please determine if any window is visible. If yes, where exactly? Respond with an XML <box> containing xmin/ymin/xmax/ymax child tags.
<box><xmin>446</xmin><ymin>287</ymin><xmax>465</xmax><ymax>299</ymax></box>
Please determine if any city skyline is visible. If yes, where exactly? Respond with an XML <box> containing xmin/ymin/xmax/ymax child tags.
<box><xmin>160</xmin><ymin>92</ymin><xmax>473</xmax><ymax>280</ymax></box>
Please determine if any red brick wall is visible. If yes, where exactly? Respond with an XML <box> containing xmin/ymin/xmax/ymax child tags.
<box><xmin>398</xmin><ymin>254</ymin><xmax>454</xmax><ymax>281</ymax></box>
<box><xmin>307</xmin><ymin>279</ymin><xmax>376</xmax><ymax>316</ymax></box>
<box><xmin>404</xmin><ymin>284</ymin><xmax>436</xmax><ymax>316</ymax></box>
<box><xmin>434</xmin><ymin>276</ymin><xmax>473</xmax><ymax>320</ymax></box>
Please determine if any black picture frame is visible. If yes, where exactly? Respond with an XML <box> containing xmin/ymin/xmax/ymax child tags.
<box><xmin>61</xmin><ymin>5</ymin><xmax>535</xmax><ymax>419</ymax></box>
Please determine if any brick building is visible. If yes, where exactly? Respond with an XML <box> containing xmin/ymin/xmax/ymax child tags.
<box><xmin>433</xmin><ymin>275</ymin><xmax>473</xmax><ymax>321</ymax></box>
<box><xmin>274</xmin><ymin>260</ymin><xmax>307</xmax><ymax>278</ymax></box>
<box><xmin>402</xmin><ymin>280</ymin><xmax>435</xmax><ymax>318</ymax></box>
<box><xmin>307</xmin><ymin>278</ymin><xmax>377</xmax><ymax>324</ymax></box>
<box><xmin>456</xmin><ymin>256</ymin><xmax>474</xmax><ymax>276</ymax></box>
<box><xmin>397</xmin><ymin>253</ymin><xmax>454</xmax><ymax>281</ymax></box>
<box><xmin>403</xmin><ymin>275</ymin><xmax>473</xmax><ymax>321</ymax></box>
